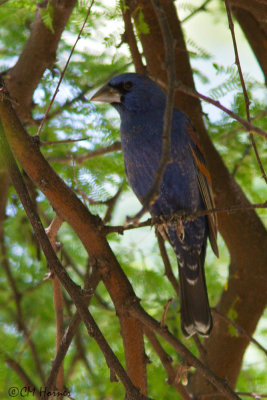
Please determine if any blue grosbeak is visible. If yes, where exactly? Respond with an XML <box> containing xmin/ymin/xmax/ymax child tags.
<box><xmin>91</xmin><ymin>73</ymin><xmax>218</xmax><ymax>337</ymax></box>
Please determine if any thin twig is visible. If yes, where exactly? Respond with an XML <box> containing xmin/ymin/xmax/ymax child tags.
<box><xmin>144</xmin><ymin>327</ymin><xmax>192</xmax><ymax>400</ymax></box>
<box><xmin>181</xmin><ymin>0</ymin><xmax>212</xmax><ymax>23</ymax></box>
<box><xmin>34</xmin><ymin>85</ymin><xmax>91</xmax><ymax>125</ymax></box>
<box><xmin>161</xmin><ymin>298</ymin><xmax>174</xmax><ymax>327</ymax></box>
<box><xmin>47</xmin><ymin>141</ymin><xmax>121</xmax><ymax>165</ymax></box>
<box><xmin>71</xmin><ymin>156</ymin><xmax>88</xmax><ymax>205</ymax></box>
<box><xmin>222</xmin><ymin>109</ymin><xmax>267</xmax><ymax>142</ymax></box>
<box><xmin>130</xmin><ymin>303</ymin><xmax>242</xmax><ymax>400</ymax></box>
<box><xmin>103</xmin><ymin>183</ymin><xmax>124</xmax><ymax>224</ymax></box>
<box><xmin>212</xmin><ymin>308</ymin><xmax>267</xmax><ymax>356</ymax></box>
<box><xmin>236</xmin><ymin>393</ymin><xmax>267</xmax><ymax>399</ymax></box>
<box><xmin>0</xmin><ymin>225</ymin><xmax>45</xmax><ymax>384</ymax></box>
<box><xmin>174</xmin><ymin>80</ymin><xmax>267</xmax><ymax>139</ymax></box>
<box><xmin>224</xmin><ymin>0</ymin><xmax>267</xmax><ymax>183</ymax></box>
<box><xmin>36</xmin><ymin>0</ymin><xmax>95</xmax><ymax>136</ymax></box>
<box><xmin>46</xmin><ymin>265</ymin><xmax>101</xmax><ymax>390</ymax></box>
<box><xmin>157</xmin><ymin>233</ymin><xmax>180</xmax><ymax>297</ymax></box>
<box><xmin>198</xmin><ymin>392</ymin><xmax>267</xmax><ymax>399</ymax></box>
<box><xmin>46</xmin><ymin>215</ymin><xmax>65</xmax><ymax>393</ymax></box>
<box><xmin>105</xmin><ymin>201</ymin><xmax>267</xmax><ymax>235</ymax></box>
<box><xmin>5</xmin><ymin>358</ymin><xmax>40</xmax><ymax>400</ymax></box>
<box><xmin>127</xmin><ymin>0</ymin><xmax>176</xmax><ymax>223</ymax></box>
<box><xmin>40</xmin><ymin>137</ymin><xmax>87</xmax><ymax>146</ymax></box>
<box><xmin>232</xmin><ymin>143</ymin><xmax>252</xmax><ymax>176</ymax></box>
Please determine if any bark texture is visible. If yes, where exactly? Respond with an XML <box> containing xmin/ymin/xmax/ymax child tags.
<box><xmin>232</xmin><ymin>3</ymin><xmax>267</xmax><ymax>83</ymax></box>
<box><xmin>1</xmin><ymin>0</ymin><xmax>147</xmax><ymax>394</ymax></box>
<box><xmin>128</xmin><ymin>0</ymin><xmax>267</xmax><ymax>395</ymax></box>
<box><xmin>6</xmin><ymin>0</ymin><xmax>77</xmax><ymax>121</ymax></box>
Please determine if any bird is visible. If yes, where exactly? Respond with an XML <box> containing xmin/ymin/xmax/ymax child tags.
<box><xmin>91</xmin><ymin>73</ymin><xmax>219</xmax><ymax>337</ymax></box>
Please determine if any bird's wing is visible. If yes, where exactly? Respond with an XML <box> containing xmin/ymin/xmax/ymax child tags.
<box><xmin>186</xmin><ymin>124</ymin><xmax>219</xmax><ymax>257</ymax></box>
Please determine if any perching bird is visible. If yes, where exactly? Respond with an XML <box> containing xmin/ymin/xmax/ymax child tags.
<box><xmin>91</xmin><ymin>73</ymin><xmax>218</xmax><ymax>337</ymax></box>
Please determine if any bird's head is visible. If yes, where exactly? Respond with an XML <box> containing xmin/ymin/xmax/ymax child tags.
<box><xmin>90</xmin><ymin>73</ymin><xmax>166</xmax><ymax>114</ymax></box>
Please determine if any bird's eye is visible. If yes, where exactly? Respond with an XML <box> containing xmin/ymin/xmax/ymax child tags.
<box><xmin>123</xmin><ymin>81</ymin><xmax>133</xmax><ymax>91</ymax></box>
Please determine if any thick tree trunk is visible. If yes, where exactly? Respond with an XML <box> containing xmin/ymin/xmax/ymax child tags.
<box><xmin>232</xmin><ymin>4</ymin><xmax>267</xmax><ymax>83</ymax></box>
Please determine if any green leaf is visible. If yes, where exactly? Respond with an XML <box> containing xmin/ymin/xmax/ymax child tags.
<box><xmin>40</xmin><ymin>2</ymin><xmax>54</xmax><ymax>33</ymax></box>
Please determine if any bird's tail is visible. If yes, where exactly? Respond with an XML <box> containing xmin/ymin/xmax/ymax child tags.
<box><xmin>178</xmin><ymin>256</ymin><xmax>212</xmax><ymax>337</ymax></box>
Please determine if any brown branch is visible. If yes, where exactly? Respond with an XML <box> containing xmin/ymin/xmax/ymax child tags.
<box><xmin>47</xmin><ymin>141</ymin><xmax>122</xmax><ymax>165</ymax></box>
<box><xmin>6</xmin><ymin>0</ymin><xmax>77</xmax><ymax>121</ymax></box>
<box><xmin>40</xmin><ymin>208</ymin><xmax>84</xmax><ymax>279</ymax></box>
<box><xmin>212</xmin><ymin>308</ymin><xmax>267</xmax><ymax>356</ymax></box>
<box><xmin>231</xmin><ymin>2</ymin><xmax>267</xmax><ymax>83</ymax></box>
<box><xmin>236</xmin><ymin>393</ymin><xmax>267</xmax><ymax>399</ymax></box>
<box><xmin>37</xmin><ymin>0</ymin><xmax>95</xmax><ymax>136</ymax></box>
<box><xmin>46</xmin><ymin>215</ymin><xmax>65</xmax><ymax>392</ymax></box>
<box><xmin>40</xmin><ymin>137</ymin><xmax>88</xmax><ymax>146</ymax></box>
<box><xmin>0</xmin><ymin>223</ymin><xmax>45</xmax><ymax>384</ymax></box>
<box><xmin>103</xmin><ymin>183</ymin><xmax>124</xmax><ymax>223</ymax></box>
<box><xmin>46</xmin><ymin>265</ymin><xmax>100</xmax><ymax>390</ymax></box>
<box><xmin>131</xmin><ymin>0</ymin><xmax>267</xmax><ymax>394</ymax></box>
<box><xmin>0</xmin><ymin>80</ymin><xmax>147</xmax><ymax>398</ymax></box>
<box><xmin>0</xmin><ymin>121</ymin><xmax>151</xmax><ymax>400</ymax></box>
<box><xmin>192</xmin><ymin>335</ymin><xmax>207</xmax><ymax>362</ymax></box>
<box><xmin>127</xmin><ymin>0</ymin><xmax>176</xmax><ymax>223</ymax></box>
<box><xmin>34</xmin><ymin>85</ymin><xmax>91</xmax><ymax>125</ymax></box>
<box><xmin>157</xmin><ymin>233</ymin><xmax>180</xmax><ymax>297</ymax></box>
<box><xmin>5</xmin><ymin>358</ymin><xmax>41</xmax><ymax>400</ymax></box>
<box><xmin>122</xmin><ymin>1</ymin><xmax>146</xmax><ymax>74</ymax></box>
<box><xmin>222</xmin><ymin>109</ymin><xmax>267</xmax><ymax>142</ymax></box>
<box><xmin>198</xmin><ymin>392</ymin><xmax>267</xmax><ymax>399</ymax></box>
<box><xmin>173</xmin><ymin>79</ymin><xmax>267</xmax><ymax>139</ymax></box>
<box><xmin>130</xmin><ymin>303</ymin><xmax>242</xmax><ymax>400</ymax></box>
<box><xmin>160</xmin><ymin>298</ymin><xmax>174</xmax><ymax>327</ymax></box>
<box><xmin>105</xmin><ymin>201</ymin><xmax>267</xmax><ymax>235</ymax></box>
<box><xmin>224</xmin><ymin>0</ymin><xmax>267</xmax><ymax>183</ymax></box>
<box><xmin>144</xmin><ymin>327</ymin><xmax>192</xmax><ymax>400</ymax></box>
<box><xmin>0</xmin><ymin>227</ymin><xmax>23</xmax><ymax>330</ymax></box>
<box><xmin>181</xmin><ymin>0</ymin><xmax>212</xmax><ymax>23</ymax></box>
<box><xmin>232</xmin><ymin>143</ymin><xmax>252</xmax><ymax>176</ymax></box>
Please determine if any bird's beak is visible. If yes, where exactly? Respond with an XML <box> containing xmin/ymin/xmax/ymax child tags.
<box><xmin>90</xmin><ymin>84</ymin><xmax>122</xmax><ymax>103</ymax></box>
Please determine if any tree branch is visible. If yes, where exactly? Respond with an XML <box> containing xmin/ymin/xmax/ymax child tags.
<box><xmin>0</xmin><ymin>225</ymin><xmax>45</xmax><ymax>384</ymax></box>
<box><xmin>144</xmin><ymin>327</ymin><xmax>192</xmax><ymax>400</ymax></box>
<box><xmin>105</xmin><ymin>201</ymin><xmax>267</xmax><ymax>235</ymax></box>
<box><xmin>46</xmin><ymin>264</ymin><xmax>100</xmax><ymax>390</ymax></box>
<box><xmin>181</xmin><ymin>0</ymin><xmax>212</xmax><ymax>23</ymax></box>
<box><xmin>5</xmin><ymin>358</ymin><xmax>41</xmax><ymax>400</ymax></box>
<box><xmin>130</xmin><ymin>303</ymin><xmax>242</xmax><ymax>400</ymax></box>
<box><xmin>6</xmin><ymin>0</ymin><xmax>78</xmax><ymax>121</ymax></box>
<box><xmin>0</xmin><ymin>119</ymin><xmax>151</xmax><ymax>400</ymax></box>
<box><xmin>0</xmin><ymin>79</ymin><xmax>148</xmax><ymax>399</ymax></box>
<box><xmin>157</xmin><ymin>233</ymin><xmax>180</xmax><ymax>297</ymax></box>
<box><xmin>127</xmin><ymin>0</ymin><xmax>176</xmax><ymax>223</ymax></box>
<box><xmin>121</xmin><ymin>1</ymin><xmax>146</xmax><ymax>74</ymax></box>
<box><xmin>212</xmin><ymin>308</ymin><xmax>267</xmax><ymax>356</ymax></box>
<box><xmin>224</xmin><ymin>0</ymin><xmax>267</xmax><ymax>183</ymax></box>
<box><xmin>37</xmin><ymin>0</ymin><xmax>95</xmax><ymax>136</ymax></box>
<box><xmin>47</xmin><ymin>141</ymin><xmax>122</xmax><ymax>165</ymax></box>
<box><xmin>46</xmin><ymin>215</ymin><xmax>65</xmax><ymax>392</ymax></box>
<box><xmin>172</xmin><ymin>80</ymin><xmax>267</xmax><ymax>139</ymax></box>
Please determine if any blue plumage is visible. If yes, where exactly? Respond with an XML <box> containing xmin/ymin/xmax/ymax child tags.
<box><xmin>91</xmin><ymin>73</ymin><xmax>218</xmax><ymax>336</ymax></box>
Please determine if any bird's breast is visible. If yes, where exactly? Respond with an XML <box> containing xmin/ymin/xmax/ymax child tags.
<box><xmin>120</xmin><ymin>116</ymin><xmax>202</xmax><ymax>215</ymax></box>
